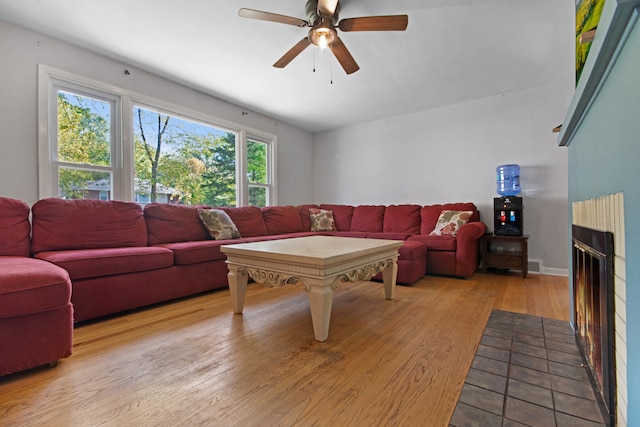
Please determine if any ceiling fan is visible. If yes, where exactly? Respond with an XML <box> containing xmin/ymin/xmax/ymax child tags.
<box><xmin>238</xmin><ymin>0</ymin><xmax>408</xmax><ymax>75</ymax></box>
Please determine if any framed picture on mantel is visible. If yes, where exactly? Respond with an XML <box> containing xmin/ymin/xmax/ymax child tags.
<box><xmin>560</xmin><ymin>0</ymin><xmax>640</xmax><ymax>147</ymax></box>
<box><xmin>575</xmin><ymin>0</ymin><xmax>605</xmax><ymax>84</ymax></box>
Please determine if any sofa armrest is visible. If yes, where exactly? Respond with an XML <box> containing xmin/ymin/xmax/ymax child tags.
<box><xmin>457</xmin><ymin>221</ymin><xmax>487</xmax><ymax>241</ymax></box>
<box><xmin>455</xmin><ymin>221</ymin><xmax>487</xmax><ymax>277</ymax></box>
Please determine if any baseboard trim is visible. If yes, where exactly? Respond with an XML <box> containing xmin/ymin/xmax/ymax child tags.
<box><xmin>542</xmin><ymin>266</ymin><xmax>569</xmax><ymax>277</ymax></box>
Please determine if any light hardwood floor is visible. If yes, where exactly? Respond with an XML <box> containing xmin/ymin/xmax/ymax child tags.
<box><xmin>0</xmin><ymin>272</ymin><xmax>569</xmax><ymax>427</ymax></box>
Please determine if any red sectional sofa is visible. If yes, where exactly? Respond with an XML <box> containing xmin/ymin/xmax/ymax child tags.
<box><xmin>0</xmin><ymin>198</ymin><xmax>73</xmax><ymax>376</ymax></box>
<box><xmin>2</xmin><ymin>197</ymin><xmax>486</xmax><ymax>347</ymax></box>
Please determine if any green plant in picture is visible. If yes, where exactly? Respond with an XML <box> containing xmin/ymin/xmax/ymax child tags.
<box><xmin>575</xmin><ymin>0</ymin><xmax>605</xmax><ymax>83</ymax></box>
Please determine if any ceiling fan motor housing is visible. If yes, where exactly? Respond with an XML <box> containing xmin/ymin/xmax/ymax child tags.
<box><xmin>306</xmin><ymin>0</ymin><xmax>339</xmax><ymax>26</ymax></box>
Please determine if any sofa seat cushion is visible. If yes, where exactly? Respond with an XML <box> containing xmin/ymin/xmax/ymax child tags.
<box><xmin>159</xmin><ymin>240</ymin><xmax>228</xmax><ymax>265</ymax></box>
<box><xmin>0</xmin><ymin>197</ymin><xmax>31</xmax><ymax>257</ymax></box>
<box><xmin>322</xmin><ymin>231</ymin><xmax>370</xmax><ymax>238</ymax></box>
<box><xmin>31</xmin><ymin>198</ymin><xmax>148</xmax><ymax>253</ymax></box>
<box><xmin>399</xmin><ymin>240</ymin><xmax>428</xmax><ymax>261</ymax></box>
<box><xmin>265</xmin><ymin>232</ymin><xmax>318</xmax><ymax>240</ymax></box>
<box><xmin>0</xmin><ymin>257</ymin><xmax>71</xmax><ymax>318</ymax></box>
<box><xmin>144</xmin><ymin>203</ymin><xmax>211</xmax><ymax>245</ymax></box>
<box><xmin>408</xmin><ymin>234</ymin><xmax>457</xmax><ymax>251</ymax></box>
<box><xmin>35</xmin><ymin>247</ymin><xmax>174</xmax><ymax>280</ymax></box>
<box><xmin>366</xmin><ymin>232</ymin><xmax>413</xmax><ymax>241</ymax></box>
<box><xmin>159</xmin><ymin>233</ymin><xmax>318</xmax><ymax>266</ymax></box>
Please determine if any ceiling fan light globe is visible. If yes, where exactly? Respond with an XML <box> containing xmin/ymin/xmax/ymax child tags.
<box><xmin>318</xmin><ymin>34</ymin><xmax>328</xmax><ymax>49</ymax></box>
<box><xmin>309</xmin><ymin>26</ymin><xmax>335</xmax><ymax>48</ymax></box>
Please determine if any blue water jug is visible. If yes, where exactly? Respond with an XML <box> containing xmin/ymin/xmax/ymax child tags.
<box><xmin>497</xmin><ymin>164</ymin><xmax>521</xmax><ymax>196</ymax></box>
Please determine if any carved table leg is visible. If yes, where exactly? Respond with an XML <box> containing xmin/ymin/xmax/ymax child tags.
<box><xmin>227</xmin><ymin>265</ymin><xmax>248</xmax><ymax>314</ymax></box>
<box><xmin>307</xmin><ymin>277</ymin><xmax>335</xmax><ymax>342</ymax></box>
<box><xmin>381</xmin><ymin>257</ymin><xmax>398</xmax><ymax>300</ymax></box>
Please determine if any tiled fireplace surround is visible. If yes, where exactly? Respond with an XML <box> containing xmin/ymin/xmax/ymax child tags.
<box><xmin>451</xmin><ymin>193</ymin><xmax>626</xmax><ymax>426</ymax></box>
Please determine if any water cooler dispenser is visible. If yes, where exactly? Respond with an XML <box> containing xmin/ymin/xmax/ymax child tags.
<box><xmin>494</xmin><ymin>196</ymin><xmax>523</xmax><ymax>236</ymax></box>
<box><xmin>494</xmin><ymin>165</ymin><xmax>523</xmax><ymax>236</ymax></box>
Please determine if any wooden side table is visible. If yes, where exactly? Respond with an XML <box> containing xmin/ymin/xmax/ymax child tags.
<box><xmin>481</xmin><ymin>234</ymin><xmax>529</xmax><ymax>278</ymax></box>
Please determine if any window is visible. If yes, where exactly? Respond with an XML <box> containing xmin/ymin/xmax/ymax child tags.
<box><xmin>133</xmin><ymin>105</ymin><xmax>237</xmax><ymax>206</ymax></box>
<box><xmin>39</xmin><ymin>66</ymin><xmax>276</xmax><ymax>206</ymax></box>
<box><xmin>53</xmin><ymin>88</ymin><xmax>119</xmax><ymax>200</ymax></box>
<box><xmin>247</xmin><ymin>136</ymin><xmax>271</xmax><ymax>207</ymax></box>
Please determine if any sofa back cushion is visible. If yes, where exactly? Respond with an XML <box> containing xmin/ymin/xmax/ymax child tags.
<box><xmin>31</xmin><ymin>198</ymin><xmax>147</xmax><ymax>253</ymax></box>
<box><xmin>144</xmin><ymin>203</ymin><xmax>211</xmax><ymax>245</ymax></box>
<box><xmin>383</xmin><ymin>204</ymin><xmax>421</xmax><ymax>234</ymax></box>
<box><xmin>319</xmin><ymin>204</ymin><xmax>354</xmax><ymax>231</ymax></box>
<box><xmin>0</xmin><ymin>197</ymin><xmax>31</xmax><ymax>257</ymax></box>
<box><xmin>350</xmin><ymin>205</ymin><xmax>386</xmax><ymax>232</ymax></box>
<box><xmin>262</xmin><ymin>206</ymin><xmax>303</xmax><ymax>235</ymax></box>
<box><xmin>296</xmin><ymin>204</ymin><xmax>320</xmax><ymax>231</ymax></box>
<box><xmin>420</xmin><ymin>203</ymin><xmax>480</xmax><ymax>235</ymax></box>
<box><xmin>221</xmin><ymin>206</ymin><xmax>268</xmax><ymax>237</ymax></box>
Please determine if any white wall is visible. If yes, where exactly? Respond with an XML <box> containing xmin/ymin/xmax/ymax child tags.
<box><xmin>313</xmin><ymin>83</ymin><xmax>573</xmax><ymax>272</ymax></box>
<box><xmin>0</xmin><ymin>20</ymin><xmax>314</xmax><ymax>206</ymax></box>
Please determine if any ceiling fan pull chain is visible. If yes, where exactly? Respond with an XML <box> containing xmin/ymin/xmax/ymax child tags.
<box><xmin>330</xmin><ymin>56</ymin><xmax>333</xmax><ymax>84</ymax></box>
<box><xmin>313</xmin><ymin>47</ymin><xmax>317</xmax><ymax>72</ymax></box>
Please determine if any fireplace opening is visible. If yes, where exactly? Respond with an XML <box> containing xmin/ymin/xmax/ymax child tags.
<box><xmin>572</xmin><ymin>224</ymin><xmax>615</xmax><ymax>426</ymax></box>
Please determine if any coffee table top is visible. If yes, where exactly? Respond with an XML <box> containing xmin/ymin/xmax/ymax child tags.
<box><xmin>220</xmin><ymin>235</ymin><xmax>402</xmax><ymax>266</ymax></box>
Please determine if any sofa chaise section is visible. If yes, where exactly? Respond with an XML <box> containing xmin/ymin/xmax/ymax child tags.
<box><xmin>0</xmin><ymin>197</ymin><xmax>73</xmax><ymax>376</ymax></box>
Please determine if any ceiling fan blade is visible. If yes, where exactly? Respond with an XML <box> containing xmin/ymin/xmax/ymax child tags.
<box><xmin>238</xmin><ymin>8</ymin><xmax>308</xmax><ymax>27</ymax></box>
<box><xmin>339</xmin><ymin>15</ymin><xmax>409</xmax><ymax>32</ymax></box>
<box><xmin>330</xmin><ymin>36</ymin><xmax>360</xmax><ymax>75</ymax></box>
<box><xmin>317</xmin><ymin>0</ymin><xmax>339</xmax><ymax>16</ymax></box>
<box><xmin>273</xmin><ymin>38</ymin><xmax>312</xmax><ymax>68</ymax></box>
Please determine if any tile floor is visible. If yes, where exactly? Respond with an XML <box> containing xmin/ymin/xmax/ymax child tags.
<box><xmin>449</xmin><ymin>310</ymin><xmax>609</xmax><ymax>427</ymax></box>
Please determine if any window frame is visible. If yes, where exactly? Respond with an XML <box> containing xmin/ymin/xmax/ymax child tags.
<box><xmin>243</xmin><ymin>132</ymin><xmax>276</xmax><ymax>207</ymax></box>
<box><xmin>41</xmin><ymin>78</ymin><xmax>123</xmax><ymax>199</ymax></box>
<box><xmin>38</xmin><ymin>65</ymin><xmax>277</xmax><ymax>206</ymax></box>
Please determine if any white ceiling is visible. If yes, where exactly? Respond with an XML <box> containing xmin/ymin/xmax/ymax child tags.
<box><xmin>0</xmin><ymin>0</ymin><xmax>570</xmax><ymax>133</ymax></box>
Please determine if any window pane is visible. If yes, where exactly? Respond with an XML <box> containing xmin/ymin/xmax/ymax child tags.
<box><xmin>133</xmin><ymin>106</ymin><xmax>236</xmax><ymax>206</ymax></box>
<box><xmin>57</xmin><ymin>91</ymin><xmax>111</xmax><ymax>166</ymax></box>
<box><xmin>249</xmin><ymin>186</ymin><xmax>267</xmax><ymax>207</ymax></box>
<box><xmin>58</xmin><ymin>168</ymin><xmax>111</xmax><ymax>200</ymax></box>
<box><xmin>247</xmin><ymin>139</ymin><xmax>268</xmax><ymax>184</ymax></box>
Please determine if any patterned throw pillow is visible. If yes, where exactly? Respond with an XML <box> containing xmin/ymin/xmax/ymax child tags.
<box><xmin>429</xmin><ymin>210</ymin><xmax>473</xmax><ymax>237</ymax></box>
<box><xmin>309</xmin><ymin>208</ymin><xmax>336</xmax><ymax>232</ymax></box>
<box><xmin>198</xmin><ymin>209</ymin><xmax>241</xmax><ymax>240</ymax></box>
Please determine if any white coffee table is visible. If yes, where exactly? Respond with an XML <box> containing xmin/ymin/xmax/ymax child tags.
<box><xmin>220</xmin><ymin>235</ymin><xmax>402</xmax><ymax>341</ymax></box>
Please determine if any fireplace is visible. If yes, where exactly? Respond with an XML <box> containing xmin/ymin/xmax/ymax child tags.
<box><xmin>572</xmin><ymin>224</ymin><xmax>615</xmax><ymax>426</ymax></box>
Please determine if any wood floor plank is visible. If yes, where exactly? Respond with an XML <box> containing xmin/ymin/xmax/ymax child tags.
<box><xmin>0</xmin><ymin>272</ymin><xmax>569</xmax><ymax>426</ymax></box>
